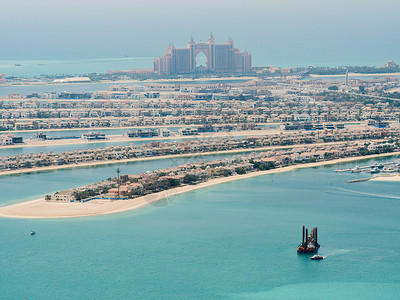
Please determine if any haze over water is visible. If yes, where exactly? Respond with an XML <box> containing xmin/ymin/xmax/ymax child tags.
<box><xmin>1</xmin><ymin>0</ymin><xmax>400</xmax><ymax>76</ymax></box>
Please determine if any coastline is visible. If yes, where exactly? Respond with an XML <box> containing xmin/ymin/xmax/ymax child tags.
<box><xmin>0</xmin><ymin>124</ymin><xmax>189</xmax><ymax>134</ymax></box>
<box><xmin>3</xmin><ymin>76</ymin><xmax>254</xmax><ymax>88</ymax></box>
<box><xmin>0</xmin><ymin>143</ymin><xmax>294</xmax><ymax>177</ymax></box>
<box><xmin>0</xmin><ymin>139</ymin><xmax>393</xmax><ymax>177</ymax></box>
<box><xmin>0</xmin><ymin>151</ymin><xmax>399</xmax><ymax>219</ymax></box>
<box><xmin>0</xmin><ymin>140</ymin><xmax>370</xmax><ymax>177</ymax></box>
<box><xmin>0</xmin><ymin>121</ymin><xmax>368</xmax><ymax>138</ymax></box>
<box><xmin>0</xmin><ymin>122</ymin><xmax>285</xmax><ymax>135</ymax></box>
<box><xmin>0</xmin><ymin>129</ymin><xmax>282</xmax><ymax>150</ymax></box>
<box><xmin>309</xmin><ymin>72</ymin><xmax>400</xmax><ymax>78</ymax></box>
<box><xmin>370</xmin><ymin>174</ymin><xmax>400</xmax><ymax>182</ymax></box>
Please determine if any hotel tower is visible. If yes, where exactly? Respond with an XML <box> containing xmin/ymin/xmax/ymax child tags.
<box><xmin>154</xmin><ymin>34</ymin><xmax>252</xmax><ymax>74</ymax></box>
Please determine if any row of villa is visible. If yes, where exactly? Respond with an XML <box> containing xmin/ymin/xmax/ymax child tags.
<box><xmin>47</xmin><ymin>139</ymin><xmax>399</xmax><ymax>203</ymax></box>
<box><xmin>1</xmin><ymin>79</ymin><xmax>400</xmax><ymax>131</ymax></box>
<box><xmin>1</xmin><ymin>126</ymin><xmax>398</xmax><ymax>172</ymax></box>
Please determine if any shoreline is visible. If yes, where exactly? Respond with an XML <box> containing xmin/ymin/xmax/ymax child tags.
<box><xmin>0</xmin><ymin>128</ymin><xmax>283</xmax><ymax>149</ymax></box>
<box><xmin>0</xmin><ymin>120</ymin><xmax>367</xmax><ymax>136</ymax></box>
<box><xmin>0</xmin><ymin>139</ymin><xmax>393</xmax><ymax>177</ymax></box>
<box><xmin>0</xmin><ymin>151</ymin><xmax>399</xmax><ymax>219</ymax></box>
<box><xmin>309</xmin><ymin>72</ymin><xmax>400</xmax><ymax>78</ymax></box>
<box><xmin>0</xmin><ymin>122</ymin><xmax>285</xmax><ymax>135</ymax></box>
<box><xmin>0</xmin><ymin>122</ymin><xmax>370</xmax><ymax>150</ymax></box>
<box><xmin>0</xmin><ymin>140</ymin><xmax>371</xmax><ymax>177</ymax></box>
<box><xmin>0</xmin><ymin>124</ymin><xmax>189</xmax><ymax>134</ymax></box>
<box><xmin>370</xmin><ymin>174</ymin><xmax>400</xmax><ymax>182</ymax></box>
<box><xmin>0</xmin><ymin>143</ymin><xmax>294</xmax><ymax>177</ymax></box>
<box><xmin>2</xmin><ymin>76</ymin><xmax>254</xmax><ymax>88</ymax></box>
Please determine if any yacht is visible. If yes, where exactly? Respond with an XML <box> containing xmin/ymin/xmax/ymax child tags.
<box><xmin>311</xmin><ymin>255</ymin><xmax>324</xmax><ymax>260</ymax></box>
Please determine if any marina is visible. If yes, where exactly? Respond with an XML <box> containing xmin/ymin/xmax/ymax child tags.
<box><xmin>337</xmin><ymin>160</ymin><xmax>400</xmax><ymax>175</ymax></box>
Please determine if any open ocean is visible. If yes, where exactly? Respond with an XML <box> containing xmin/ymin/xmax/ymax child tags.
<box><xmin>1</xmin><ymin>155</ymin><xmax>400</xmax><ymax>299</ymax></box>
<box><xmin>0</xmin><ymin>57</ymin><xmax>155</xmax><ymax>77</ymax></box>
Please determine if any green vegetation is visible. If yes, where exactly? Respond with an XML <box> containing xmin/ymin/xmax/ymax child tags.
<box><xmin>158</xmin><ymin>178</ymin><xmax>180</xmax><ymax>189</ymax></box>
<box><xmin>358</xmin><ymin>146</ymin><xmax>394</xmax><ymax>156</ymax></box>
<box><xmin>141</xmin><ymin>177</ymin><xmax>181</xmax><ymax>194</ymax></box>
<box><xmin>305</xmin><ymin>65</ymin><xmax>400</xmax><ymax>76</ymax></box>
<box><xmin>183</xmin><ymin>174</ymin><xmax>199</xmax><ymax>184</ymax></box>
<box><xmin>250</xmin><ymin>159</ymin><xmax>276</xmax><ymax>171</ymax></box>
<box><xmin>220</xmin><ymin>169</ymin><xmax>232</xmax><ymax>177</ymax></box>
<box><xmin>235</xmin><ymin>167</ymin><xmax>247</xmax><ymax>174</ymax></box>
<box><xmin>73</xmin><ymin>187</ymin><xmax>109</xmax><ymax>201</ymax></box>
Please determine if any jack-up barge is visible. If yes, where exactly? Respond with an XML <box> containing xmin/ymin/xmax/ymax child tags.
<box><xmin>297</xmin><ymin>226</ymin><xmax>320</xmax><ymax>253</ymax></box>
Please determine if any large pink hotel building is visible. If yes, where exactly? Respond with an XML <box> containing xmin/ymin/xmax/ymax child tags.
<box><xmin>154</xmin><ymin>34</ymin><xmax>252</xmax><ymax>74</ymax></box>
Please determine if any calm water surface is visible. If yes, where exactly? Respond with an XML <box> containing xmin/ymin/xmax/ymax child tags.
<box><xmin>0</xmin><ymin>78</ymin><xmax>245</xmax><ymax>97</ymax></box>
<box><xmin>0</xmin><ymin>156</ymin><xmax>400</xmax><ymax>299</ymax></box>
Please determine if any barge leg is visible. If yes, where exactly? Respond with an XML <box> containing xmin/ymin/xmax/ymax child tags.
<box><xmin>305</xmin><ymin>228</ymin><xmax>308</xmax><ymax>245</ymax></box>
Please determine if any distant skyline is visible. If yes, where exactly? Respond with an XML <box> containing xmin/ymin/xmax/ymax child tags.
<box><xmin>1</xmin><ymin>0</ymin><xmax>400</xmax><ymax>67</ymax></box>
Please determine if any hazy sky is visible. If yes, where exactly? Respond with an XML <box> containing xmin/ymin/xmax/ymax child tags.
<box><xmin>2</xmin><ymin>0</ymin><xmax>400</xmax><ymax>66</ymax></box>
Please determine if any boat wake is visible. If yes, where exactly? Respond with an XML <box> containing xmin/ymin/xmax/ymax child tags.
<box><xmin>326</xmin><ymin>187</ymin><xmax>400</xmax><ymax>201</ymax></box>
<box><xmin>321</xmin><ymin>249</ymin><xmax>352</xmax><ymax>258</ymax></box>
<box><xmin>357</xmin><ymin>247</ymin><xmax>400</xmax><ymax>261</ymax></box>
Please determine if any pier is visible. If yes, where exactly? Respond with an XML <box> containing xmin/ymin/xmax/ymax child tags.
<box><xmin>346</xmin><ymin>177</ymin><xmax>372</xmax><ymax>183</ymax></box>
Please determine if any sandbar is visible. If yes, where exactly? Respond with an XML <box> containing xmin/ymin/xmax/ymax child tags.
<box><xmin>370</xmin><ymin>174</ymin><xmax>400</xmax><ymax>182</ymax></box>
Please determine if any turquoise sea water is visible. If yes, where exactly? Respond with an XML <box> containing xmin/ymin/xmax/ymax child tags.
<box><xmin>1</xmin><ymin>155</ymin><xmax>400</xmax><ymax>299</ymax></box>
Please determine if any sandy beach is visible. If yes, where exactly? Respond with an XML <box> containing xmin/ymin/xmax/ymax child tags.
<box><xmin>0</xmin><ymin>143</ymin><xmax>296</xmax><ymax>177</ymax></box>
<box><xmin>370</xmin><ymin>174</ymin><xmax>400</xmax><ymax>182</ymax></box>
<box><xmin>1</xmin><ymin>152</ymin><xmax>399</xmax><ymax>219</ymax></box>
<box><xmin>0</xmin><ymin>138</ymin><xmax>393</xmax><ymax>178</ymax></box>
<box><xmin>0</xmin><ymin>139</ymin><xmax>375</xmax><ymax>177</ymax></box>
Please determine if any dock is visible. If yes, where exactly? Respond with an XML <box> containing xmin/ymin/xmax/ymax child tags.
<box><xmin>337</xmin><ymin>160</ymin><xmax>400</xmax><ymax>174</ymax></box>
<box><xmin>335</xmin><ymin>169</ymin><xmax>352</xmax><ymax>172</ymax></box>
<box><xmin>346</xmin><ymin>177</ymin><xmax>372</xmax><ymax>183</ymax></box>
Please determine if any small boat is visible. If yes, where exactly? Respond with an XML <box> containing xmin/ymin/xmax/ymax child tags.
<box><xmin>370</xmin><ymin>167</ymin><xmax>380</xmax><ymax>174</ymax></box>
<box><xmin>311</xmin><ymin>255</ymin><xmax>324</xmax><ymax>260</ymax></box>
<box><xmin>30</xmin><ymin>231</ymin><xmax>36</xmax><ymax>236</ymax></box>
